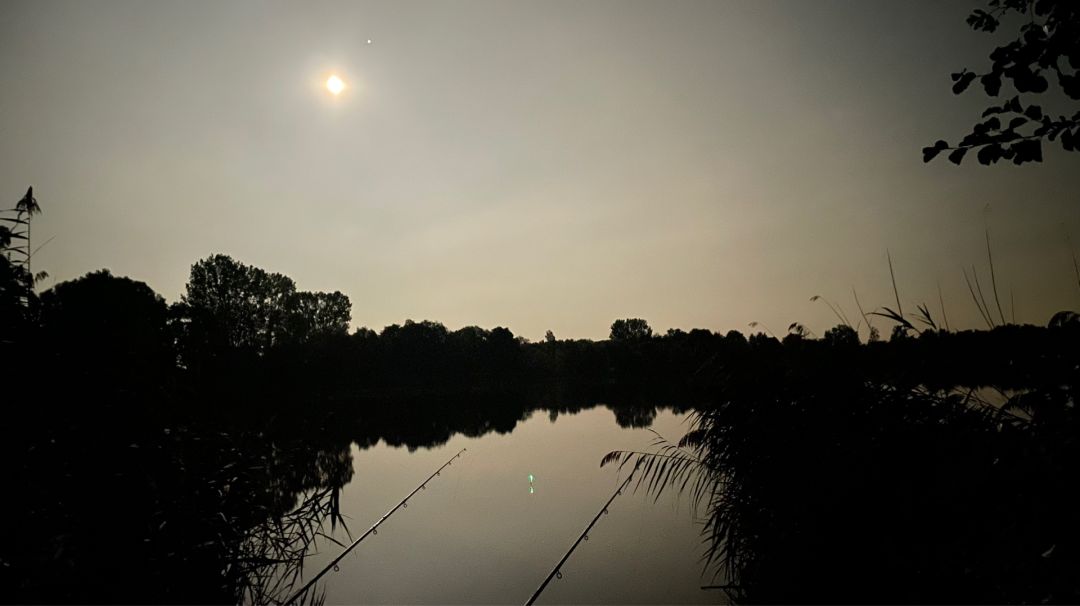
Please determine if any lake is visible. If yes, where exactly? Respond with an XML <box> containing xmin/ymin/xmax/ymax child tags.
<box><xmin>294</xmin><ymin>406</ymin><xmax>719</xmax><ymax>604</ymax></box>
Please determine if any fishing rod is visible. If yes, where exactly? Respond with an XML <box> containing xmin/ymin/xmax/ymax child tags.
<box><xmin>524</xmin><ymin>466</ymin><xmax>638</xmax><ymax>606</ymax></box>
<box><xmin>283</xmin><ymin>447</ymin><xmax>467</xmax><ymax>605</ymax></box>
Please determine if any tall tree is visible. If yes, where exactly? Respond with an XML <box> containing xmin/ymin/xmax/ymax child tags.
<box><xmin>286</xmin><ymin>291</ymin><xmax>352</xmax><ymax>341</ymax></box>
<box><xmin>181</xmin><ymin>254</ymin><xmax>298</xmax><ymax>353</ymax></box>
<box><xmin>180</xmin><ymin>254</ymin><xmax>352</xmax><ymax>356</ymax></box>
<box><xmin>609</xmin><ymin>318</ymin><xmax>653</xmax><ymax>341</ymax></box>
<box><xmin>40</xmin><ymin>270</ymin><xmax>172</xmax><ymax>379</ymax></box>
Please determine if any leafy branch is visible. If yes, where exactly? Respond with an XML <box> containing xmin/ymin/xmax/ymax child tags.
<box><xmin>925</xmin><ymin>0</ymin><xmax>1080</xmax><ymax>165</ymax></box>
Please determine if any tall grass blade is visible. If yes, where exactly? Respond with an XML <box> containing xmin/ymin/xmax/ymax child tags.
<box><xmin>914</xmin><ymin>303</ymin><xmax>938</xmax><ymax>331</ymax></box>
<box><xmin>937</xmin><ymin>281</ymin><xmax>951</xmax><ymax>332</ymax></box>
<box><xmin>887</xmin><ymin>250</ymin><xmax>903</xmax><ymax>319</ymax></box>
<box><xmin>810</xmin><ymin>295</ymin><xmax>852</xmax><ymax>328</ymax></box>
<box><xmin>852</xmin><ymin>288</ymin><xmax>876</xmax><ymax>341</ymax></box>
<box><xmin>1010</xmin><ymin>288</ymin><xmax>1016</xmax><ymax>324</ymax></box>
<box><xmin>870</xmin><ymin>306</ymin><xmax>917</xmax><ymax>334</ymax></box>
<box><xmin>985</xmin><ymin>229</ymin><xmax>1007</xmax><ymax>325</ymax></box>
<box><xmin>964</xmin><ymin>266</ymin><xmax>995</xmax><ymax>329</ymax></box>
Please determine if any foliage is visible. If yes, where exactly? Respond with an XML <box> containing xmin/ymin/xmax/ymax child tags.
<box><xmin>0</xmin><ymin>187</ymin><xmax>43</xmax><ymax>337</ymax></box>
<box><xmin>233</xmin><ymin>486</ymin><xmax>344</xmax><ymax>606</ymax></box>
<box><xmin>39</xmin><ymin>270</ymin><xmax>173</xmax><ymax>379</ymax></box>
<box><xmin>609</xmin><ymin>318</ymin><xmax>653</xmax><ymax>341</ymax></box>
<box><xmin>605</xmin><ymin>341</ymin><xmax>1080</xmax><ymax>603</ymax></box>
<box><xmin>288</xmin><ymin>290</ymin><xmax>352</xmax><ymax>340</ymax></box>
<box><xmin>822</xmin><ymin>324</ymin><xmax>859</xmax><ymax>347</ymax></box>
<box><xmin>1</xmin><ymin>247</ymin><xmax>362</xmax><ymax>603</ymax></box>
<box><xmin>925</xmin><ymin>0</ymin><xmax>1080</xmax><ymax>165</ymax></box>
<box><xmin>6</xmin><ymin>203</ymin><xmax>1080</xmax><ymax>603</ymax></box>
<box><xmin>180</xmin><ymin>254</ymin><xmax>299</xmax><ymax>352</ymax></box>
<box><xmin>177</xmin><ymin>254</ymin><xmax>351</xmax><ymax>360</ymax></box>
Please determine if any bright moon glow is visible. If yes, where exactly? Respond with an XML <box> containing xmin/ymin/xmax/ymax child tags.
<box><xmin>326</xmin><ymin>75</ymin><xmax>345</xmax><ymax>95</ymax></box>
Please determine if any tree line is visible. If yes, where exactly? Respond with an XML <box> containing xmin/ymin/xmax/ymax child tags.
<box><xmin>7</xmin><ymin>239</ymin><xmax>1080</xmax><ymax>408</ymax></box>
<box><xmin>5</xmin><ymin>197</ymin><xmax>1080</xmax><ymax>603</ymax></box>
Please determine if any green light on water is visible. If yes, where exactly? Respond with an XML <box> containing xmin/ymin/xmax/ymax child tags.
<box><xmin>529</xmin><ymin>486</ymin><xmax>535</xmax><ymax>494</ymax></box>
<box><xmin>528</xmin><ymin>474</ymin><xmax>534</xmax><ymax>483</ymax></box>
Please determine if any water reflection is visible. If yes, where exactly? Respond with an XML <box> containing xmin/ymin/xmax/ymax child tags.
<box><xmin>0</xmin><ymin>389</ymin><xmax>699</xmax><ymax>604</ymax></box>
<box><xmin>1</xmin><ymin>406</ymin><xmax>357</xmax><ymax>603</ymax></box>
<box><xmin>14</xmin><ymin>366</ymin><xmax>1078</xmax><ymax>604</ymax></box>
<box><xmin>304</xmin><ymin>408</ymin><xmax>710</xmax><ymax>605</ymax></box>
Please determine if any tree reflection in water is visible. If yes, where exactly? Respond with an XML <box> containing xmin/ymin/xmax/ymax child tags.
<box><xmin>0</xmin><ymin>381</ymin><xmax>676</xmax><ymax>604</ymax></box>
<box><xmin>0</xmin><ymin>405</ymin><xmax>354</xmax><ymax>604</ymax></box>
<box><xmin>234</xmin><ymin>485</ymin><xmax>345</xmax><ymax>605</ymax></box>
<box><xmin>8</xmin><ymin>214</ymin><xmax>1080</xmax><ymax>604</ymax></box>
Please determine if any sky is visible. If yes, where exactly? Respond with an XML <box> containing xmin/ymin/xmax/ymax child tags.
<box><xmin>2</xmin><ymin>0</ymin><xmax>1078</xmax><ymax>341</ymax></box>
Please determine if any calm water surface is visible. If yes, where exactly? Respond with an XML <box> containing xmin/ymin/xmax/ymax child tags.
<box><xmin>298</xmin><ymin>407</ymin><xmax>720</xmax><ymax>604</ymax></box>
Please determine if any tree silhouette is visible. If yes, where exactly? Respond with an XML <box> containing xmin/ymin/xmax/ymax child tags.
<box><xmin>39</xmin><ymin>270</ymin><xmax>172</xmax><ymax>380</ymax></box>
<box><xmin>823</xmin><ymin>324</ymin><xmax>860</xmax><ymax>347</ymax></box>
<box><xmin>609</xmin><ymin>318</ymin><xmax>653</xmax><ymax>341</ymax></box>
<box><xmin>9</xmin><ymin>194</ymin><xmax>1080</xmax><ymax>602</ymax></box>
<box><xmin>178</xmin><ymin>254</ymin><xmax>351</xmax><ymax>356</ymax></box>
<box><xmin>286</xmin><ymin>290</ymin><xmax>352</xmax><ymax>342</ymax></box>
<box><xmin>924</xmin><ymin>0</ymin><xmax>1080</xmax><ymax>165</ymax></box>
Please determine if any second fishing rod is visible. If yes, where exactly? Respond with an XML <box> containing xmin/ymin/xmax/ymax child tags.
<box><xmin>524</xmin><ymin>462</ymin><xmax>640</xmax><ymax>606</ymax></box>
<box><xmin>283</xmin><ymin>447</ymin><xmax>467</xmax><ymax>605</ymax></box>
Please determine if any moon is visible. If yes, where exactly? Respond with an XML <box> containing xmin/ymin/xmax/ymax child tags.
<box><xmin>326</xmin><ymin>75</ymin><xmax>346</xmax><ymax>95</ymax></box>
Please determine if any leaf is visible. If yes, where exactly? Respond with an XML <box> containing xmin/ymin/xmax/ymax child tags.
<box><xmin>1011</xmin><ymin>139</ymin><xmax>1042</xmax><ymax>164</ymax></box>
<box><xmin>952</xmin><ymin>71</ymin><xmax>977</xmax><ymax>94</ymax></box>
<box><xmin>980</xmin><ymin>73</ymin><xmax>1002</xmax><ymax>96</ymax></box>
<box><xmin>914</xmin><ymin>303</ymin><xmax>939</xmax><ymax>330</ymax></box>
<box><xmin>869</xmin><ymin>307</ymin><xmax>916</xmax><ymax>332</ymax></box>
<box><xmin>1059</xmin><ymin>73</ymin><xmax>1080</xmax><ymax>100</ymax></box>
<box><xmin>977</xmin><ymin>143</ymin><xmax>1002</xmax><ymax>165</ymax></box>
<box><xmin>1014</xmin><ymin>70</ymin><xmax>1048</xmax><ymax>94</ymax></box>
<box><xmin>1024</xmin><ymin>104</ymin><xmax>1043</xmax><ymax>120</ymax></box>
<box><xmin>966</xmin><ymin>9</ymin><xmax>998</xmax><ymax>32</ymax></box>
<box><xmin>601</xmin><ymin>451</ymin><xmax>629</xmax><ymax>468</ymax></box>
<box><xmin>922</xmin><ymin>140</ymin><xmax>948</xmax><ymax>162</ymax></box>
<box><xmin>948</xmin><ymin>147</ymin><xmax>968</xmax><ymax>165</ymax></box>
<box><xmin>315</xmin><ymin>532</ymin><xmax>346</xmax><ymax>548</ymax></box>
<box><xmin>1008</xmin><ymin>116</ymin><xmax>1028</xmax><ymax>129</ymax></box>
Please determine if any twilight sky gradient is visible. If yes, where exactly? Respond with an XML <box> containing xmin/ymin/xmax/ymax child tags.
<box><xmin>2</xmin><ymin>0</ymin><xmax>1078</xmax><ymax>340</ymax></box>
